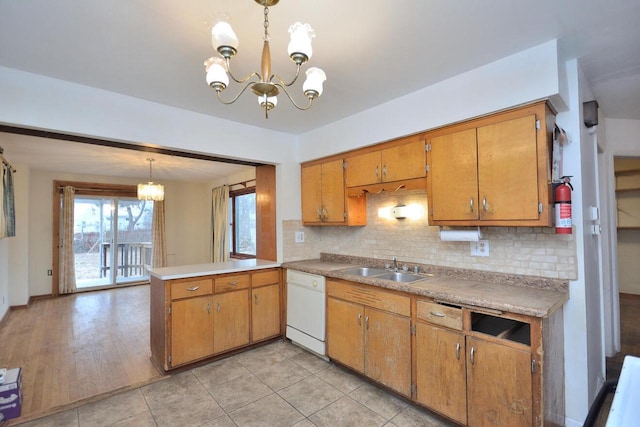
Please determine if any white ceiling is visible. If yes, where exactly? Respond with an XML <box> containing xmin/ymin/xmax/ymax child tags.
<box><xmin>1</xmin><ymin>0</ymin><xmax>639</xmax><ymax>181</ymax></box>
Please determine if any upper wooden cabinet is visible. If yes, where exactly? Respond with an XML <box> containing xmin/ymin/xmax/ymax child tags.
<box><xmin>345</xmin><ymin>137</ymin><xmax>427</xmax><ymax>188</ymax></box>
<box><xmin>301</xmin><ymin>158</ymin><xmax>366</xmax><ymax>226</ymax></box>
<box><xmin>427</xmin><ymin>101</ymin><xmax>555</xmax><ymax>226</ymax></box>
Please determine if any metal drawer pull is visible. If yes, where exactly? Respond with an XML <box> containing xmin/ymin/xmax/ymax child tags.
<box><xmin>216</xmin><ymin>302</ymin><xmax>221</xmax><ymax>313</ymax></box>
<box><xmin>365</xmin><ymin>316</ymin><xmax>369</xmax><ymax>330</ymax></box>
<box><xmin>470</xmin><ymin>347</ymin><xmax>475</xmax><ymax>365</ymax></box>
<box><xmin>429</xmin><ymin>311</ymin><xmax>445</xmax><ymax>318</ymax></box>
<box><xmin>455</xmin><ymin>342</ymin><xmax>460</xmax><ymax>360</ymax></box>
<box><xmin>375</xmin><ymin>165</ymin><xmax>379</xmax><ymax>177</ymax></box>
<box><xmin>482</xmin><ymin>197</ymin><xmax>487</xmax><ymax>211</ymax></box>
<box><xmin>228</xmin><ymin>280</ymin><xmax>239</xmax><ymax>286</ymax></box>
<box><xmin>186</xmin><ymin>286</ymin><xmax>200</xmax><ymax>291</ymax></box>
<box><xmin>357</xmin><ymin>313</ymin><xmax>362</xmax><ymax>326</ymax></box>
<box><xmin>470</xmin><ymin>198</ymin><xmax>474</xmax><ymax>213</ymax></box>
<box><xmin>207</xmin><ymin>302</ymin><xmax>211</xmax><ymax>314</ymax></box>
<box><xmin>254</xmin><ymin>294</ymin><xmax>258</xmax><ymax>304</ymax></box>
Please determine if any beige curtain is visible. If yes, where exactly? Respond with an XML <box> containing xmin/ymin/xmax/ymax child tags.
<box><xmin>211</xmin><ymin>185</ymin><xmax>229</xmax><ymax>262</ymax></box>
<box><xmin>0</xmin><ymin>164</ymin><xmax>5</xmax><ymax>239</ymax></box>
<box><xmin>151</xmin><ymin>200</ymin><xmax>167</xmax><ymax>268</ymax></box>
<box><xmin>59</xmin><ymin>186</ymin><xmax>77</xmax><ymax>294</ymax></box>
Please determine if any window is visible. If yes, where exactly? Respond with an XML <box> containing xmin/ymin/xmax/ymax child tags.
<box><xmin>228</xmin><ymin>187</ymin><xmax>256</xmax><ymax>258</ymax></box>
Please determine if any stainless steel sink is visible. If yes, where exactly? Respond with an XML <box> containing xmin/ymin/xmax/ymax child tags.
<box><xmin>374</xmin><ymin>272</ymin><xmax>424</xmax><ymax>283</ymax></box>
<box><xmin>339</xmin><ymin>267</ymin><xmax>388</xmax><ymax>277</ymax></box>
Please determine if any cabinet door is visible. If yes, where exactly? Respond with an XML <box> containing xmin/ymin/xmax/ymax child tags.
<box><xmin>321</xmin><ymin>159</ymin><xmax>346</xmax><ymax>223</ymax></box>
<box><xmin>170</xmin><ymin>296</ymin><xmax>213</xmax><ymax>367</ymax></box>
<box><xmin>429</xmin><ymin>128</ymin><xmax>479</xmax><ymax>221</ymax></box>
<box><xmin>477</xmin><ymin>114</ymin><xmax>539</xmax><ymax>221</ymax></box>
<box><xmin>364</xmin><ymin>307</ymin><xmax>412</xmax><ymax>397</ymax></box>
<box><xmin>380</xmin><ymin>139</ymin><xmax>426</xmax><ymax>183</ymax></box>
<box><xmin>415</xmin><ymin>323</ymin><xmax>467</xmax><ymax>425</ymax></box>
<box><xmin>252</xmin><ymin>284</ymin><xmax>280</xmax><ymax>342</ymax></box>
<box><xmin>301</xmin><ymin>163</ymin><xmax>323</xmax><ymax>223</ymax></box>
<box><xmin>467</xmin><ymin>337</ymin><xmax>532</xmax><ymax>427</ymax></box>
<box><xmin>326</xmin><ymin>297</ymin><xmax>365</xmax><ymax>372</ymax></box>
<box><xmin>345</xmin><ymin>151</ymin><xmax>381</xmax><ymax>187</ymax></box>
<box><xmin>213</xmin><ymin>290</ymin><xmax>250</xmax><ymax>354</ymax></box>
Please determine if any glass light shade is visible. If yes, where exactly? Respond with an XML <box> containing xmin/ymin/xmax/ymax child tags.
<box><xmin>137</xmin><ymin>182</ymin><xmax>165</xmax><ymax>201</ymax></box>
<box><xmin>211</xmin><ymin>21</ymin><xmax>238</xmax><ymax>51</ymax></box>
<box><xmin>258</xmin><ymin>95</ymin><xmax>278</xmax><ymax>108</ymax></box>
<box><xmin>303</xmin><ymin>67</ymin><xmax>327</xmax><ymax>96</ymax></box>
<box><xmin>205</xmin><ymin>57</ymin><xmax>229</xmax><ymax>87</ymax></box>
<box><xmin>288</xmin><ymin>22</ymin><xmax>314</xmax><ymax>59</ymax></box>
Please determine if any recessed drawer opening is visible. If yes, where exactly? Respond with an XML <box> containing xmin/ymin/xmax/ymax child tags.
<box><xmin>471</xmin><ymin>313</ymin><xmax>530</xmax><ymax>346</ymax></box>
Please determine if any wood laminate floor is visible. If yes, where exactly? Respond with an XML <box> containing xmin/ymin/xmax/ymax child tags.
<box><xmin>0</xmin><ymin>285</ymin><xmax>162</xmax><ymax>423</ymax></box>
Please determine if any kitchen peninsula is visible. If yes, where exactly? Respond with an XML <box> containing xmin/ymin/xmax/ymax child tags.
<box><xmin>149</xmin><ymin>259</ymin><xmax>282</xmax><ymax>372</ymax></box>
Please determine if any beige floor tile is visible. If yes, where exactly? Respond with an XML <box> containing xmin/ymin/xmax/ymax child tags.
<box><xmin>142</xmin><ymin>372</ymin><xmax>224</xmax><ymax>427</ymax></box>
<box><xmin>228</xmin><ymin>393</ymin><xmax>304</xmax><ymax>427</ymax></box>
<box><xmin>77</xmin><ymin>389</ymin><xmax>148</xmax><ymax>427</ymax></box>
<box><xmin>389</xmin><ymin>405</ymin><xmax>457</xmax><ymax>427</ymax></box>
<box><xmin>349</xmin><ymin>382</ymin><xmax>409</xmax><ymax>420</ymax></box>
<box><xmin>308</xmin><ymin>395</ymin><xmax>387</xmax><ymax>427</ymax></box>
<box><xmin>193</xmin><ymin>357</ymin><xmax>252</xmax><ymax>389</ymax></box>
<box><xmin>107</xmin><ymin>411</ymin><xmax>156</xmax><ymax>427</ymax></box>
<box><xmin>278</xmin><ymin>375</ymin><xmax>344</xmax><ymax>417</ymax></box>
<box><xmin>16</xmin><ymin>408</ymin><xmax>79</xmax><ymax>427</ymax></box>
<box><xmin>233</xmin><ymin>346</ymin><xmax>288</xmax><ymax>373</ymax></box>
<box><xmin>261</xmin><ymin>340</ymin><xmax>306</xmax><ymax>359</ymax></box>
<box><xmin>314</xmin><ymin>364</ymin><xmax>364</xmax><ymax>394</ymax></box>
<box><xmin>206</xmin><ymin>372</ymin><xmax>272</xmax><ymax>412</ymax></box>
<box><xmin>289</xmin><ymin>351</ymin><xmax>331</xmax><ymax>374</ymax></box>
<box><xmin>198</xmin><ymin>414</ymin><xmax>238</xmax><ymax>427</ymax></box>
<box><xmin>253</xmin><ymin>358</ymin><xmax>312</xmax><ymax>391</ymax></box>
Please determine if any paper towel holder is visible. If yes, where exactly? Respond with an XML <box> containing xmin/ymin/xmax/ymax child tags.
<box><xmin>439</xmin><ymin>226</ymin><xmax>483</xmax><ymax>242</ymax></box>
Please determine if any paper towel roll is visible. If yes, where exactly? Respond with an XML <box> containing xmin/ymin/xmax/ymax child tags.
<box><xmin>439</xmin><ymin>228</ymin><xmax>482</xmax><ymax>242</ymax></box>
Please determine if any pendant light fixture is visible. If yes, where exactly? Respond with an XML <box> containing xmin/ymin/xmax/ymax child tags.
<box><xmin>137</xmin><ymin>158</ymin><xmax>164</xmax><ymax>201</ymax></box>
<box><xmin>204</xmin><ymin>0</ymin><xmax>327</xmax><ymax>118</ymax></box>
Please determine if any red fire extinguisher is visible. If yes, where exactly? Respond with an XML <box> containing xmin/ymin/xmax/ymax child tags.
<box><xmin>555</xmin><ymin>176</ymin><xmax>573</xmax><ymax>234</ymax></box>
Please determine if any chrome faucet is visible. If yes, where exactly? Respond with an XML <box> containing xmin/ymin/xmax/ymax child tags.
<box><xmin>392</xmin><ymin>256</ymin><xmax>398</xmax><ymax>272</ymax></box>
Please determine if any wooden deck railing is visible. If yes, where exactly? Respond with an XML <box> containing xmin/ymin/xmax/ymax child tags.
<box><xmin>100</xmin><ymin>242</ymin><xmax>152</xmax><ymax>278</ymax></box>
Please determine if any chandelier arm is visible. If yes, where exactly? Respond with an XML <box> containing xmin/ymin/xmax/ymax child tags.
<box><xmin>225</xmin><ymin>57</ymin><xmax>263</xmax><ymax>84</ymax></box>
<box><xmin>214</xmin><ymin>81</ymin><xmax>256</xmax><ymax>105</ymax></box>
<box><xmin>271</xmin><ymin>63</ymin><xmax>302</xmax><ymax>87</ymax></box>
<box><xmin>273</xmin><ymin>83</ymin><xmax>314</xmax><ymax>110</ymax></box>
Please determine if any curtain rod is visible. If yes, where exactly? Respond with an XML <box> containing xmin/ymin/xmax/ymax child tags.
<box><xmin>228</xmin><ymin>178</ymin><xmax>256</xmax><ymax>188</ymax></box>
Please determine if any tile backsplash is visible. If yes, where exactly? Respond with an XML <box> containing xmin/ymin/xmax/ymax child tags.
<box><xmin>283</xmin><ymin>190</ymin><xmax>577</xmax><ymax>280</ymax></box>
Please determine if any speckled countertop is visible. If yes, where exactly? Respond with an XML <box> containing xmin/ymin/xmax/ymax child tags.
<box><xmin>282</xmin><ymin>254</ymin><xmax>569</xmax><ymax>318</ymax></box>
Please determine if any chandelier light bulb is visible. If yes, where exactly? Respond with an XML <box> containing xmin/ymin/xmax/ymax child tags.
<box><xmin>303</xmin><ymin>67</ymin><xmax>326</xmax><ymax>97</ymax></box>
<box><xmin>211</xmin><ymin>20</ymin><xmax>239</xmax><ymax>53</ymax></box>
<box><xmin>288</xmin><ymin>22</ymin><xmax>315</xmax><ymax>61</ymax></box>
<box><xmin>205</xmin><ymin>57</ymin><xmax>229</xmax><ymax>90</ymax></box>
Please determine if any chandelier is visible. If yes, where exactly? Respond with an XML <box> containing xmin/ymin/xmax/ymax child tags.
<box><xmin>204</xmin><ymin>0</ymin><xmax>327</xmax><ymax>118</ymax></box>
<box><xmin>137</xmin><ymin>158</ymin><xmax>164</xmax><ymax>201</ymax></box>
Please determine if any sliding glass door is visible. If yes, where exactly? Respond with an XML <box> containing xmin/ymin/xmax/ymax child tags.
<box><xmin>72</xmin><ymin>196</ymin><xmax>153</xmax><ymax>289</ymax></box>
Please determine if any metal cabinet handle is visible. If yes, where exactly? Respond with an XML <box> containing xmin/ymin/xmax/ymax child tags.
<box><xmin>482</xmin><ymin>197</ymin><xmax>487</xmax><ymax>212</ymax></box>
<box><xmin>207</xmin><ymin>302</ymin><xmax>211</xmax><ymax>314</ymax></box>
<box><xmin>382</xmin><ymin>165</ymin><xmax>387</xmax><ymax>177</ymax></box>
<box><xmin>455</xmin><ymin>342</ymin><xmax>460</xmax><ymax>360</ymax></box>
<box><xmin>186</xmin><ymin>286</ymin><xmax>200</xmax><ymax>291</ymax></box>
<box><xmin>470</xmin><ymin>346</ymin><xmax>475</xmax><ymax>365</ymax></box>
<box><xmin>228</xmin><ymin>280</ymin><xmax>239</xmax><ymax>286</ymax></box>
<box><xmin>365</xmin><ymin>316</ymin><xmax>369</xmax><ymax>330</ymax></box>
<box><xmin>357</xmin><ymin>313</ymin><xmax>362</xmax><ymax>326</ymax></box>
<box><xmin>429</xmin><ymin>311</ymin><xmax>445</xmax><ymax>318</ymax></box>
<box><xmin>254</xmin><ymin>294</ymin><xmax>258</xmax><ymax>304</ymax></box>
<box><xmin>375</xmin><ymin>165</ymin><xmax>379</xmax><ymax>177</ymax></box>
<box><xmin>470</xmin><ymin>198</ymin><xmax>474</xmax><ymax>213</ymax></box>
<box><xmin>216</xmin><ymin>302</ymin><xmax>221</xmax><ymax>313</ymax></box>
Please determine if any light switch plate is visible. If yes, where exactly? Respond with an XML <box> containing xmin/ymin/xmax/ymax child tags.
<box><xmin>470</xmin><ymin>240</ymin><xmax>490</xmax><ymax>256</ymax></box>
<box><xmin>294</xmin><ymin>231</ymin><xmax>305</xmax><ymax>243</ymax></box>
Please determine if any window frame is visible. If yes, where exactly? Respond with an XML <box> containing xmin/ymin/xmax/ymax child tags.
<box><xmin>229</xmin><ymin>186</ymin><xmax>256</xmax><ymax>259</ymax></box>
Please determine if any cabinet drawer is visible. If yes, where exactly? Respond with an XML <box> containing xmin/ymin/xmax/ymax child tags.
<box><xmin>327</xmin><ymin>280</ymin><xmax>410</xmax><ymax>317</ymax></box>
<box><xmin>252</xmin><ymin>269</ymin><xmax>280</xmax><ymax>288</ymax></box>
<box><xmin>215</xmin><ymin>274</ymin><xmax>250</xmax><ymax>293</ymax></box>
<box><xmin>171</xmin><ymin>278</ymin><xmax>213</xmax><ymax>300</ymax></box>
<box><xmin>417</xmin><ymin>300</ymin><xmax>462</xmax><ymax>330</ymax></box>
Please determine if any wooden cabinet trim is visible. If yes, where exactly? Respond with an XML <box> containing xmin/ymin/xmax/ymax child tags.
<box><xmin>214</xmin><ymin>273</ymin><xmax>251</xmax><ymax>293</ymax></box>
<box><xmin>251</xmin><ymin>268</ymin><xmax>281</xmax><ymax>288</ymax></box>
<box><xmin>416</xmin><ymin>300</ymin><xmax>463</xmax><ymax>330</ymax></box>
<box><xmin>170</xmin><ymin>278</ymin><xmax>213</xmax><ymax>300</ymax></box>
<box><xmin>326</xmin><ymin>279</ymin><xmax>411</xmax><ymax>317</ymax></box>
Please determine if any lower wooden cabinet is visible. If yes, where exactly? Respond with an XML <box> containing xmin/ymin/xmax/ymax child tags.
<box><xmin>326</xmin><ymin>279</ymin><xmax>412</xmax><ymax>397</ymax></box>
<box><xmin>326</xmin><ymin>282</ymin><xmax>564</xmax><ymax>427</ymax></box>
<box><xmin>150</xmin><ymin>268</ymin><xmax>282</xmax><ymax>371</ymax></box>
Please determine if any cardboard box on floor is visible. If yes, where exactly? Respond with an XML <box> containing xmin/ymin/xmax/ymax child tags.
<box><xmin>0</xmin><ymin>368</ymin><xmax>22</xmax><ymax>421</ymax></box>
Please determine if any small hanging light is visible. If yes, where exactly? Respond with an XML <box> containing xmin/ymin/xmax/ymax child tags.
<box><xmin>137</xmin><ymin>158</ymin><xmax>164</xmax><ymax>201</ymax></box>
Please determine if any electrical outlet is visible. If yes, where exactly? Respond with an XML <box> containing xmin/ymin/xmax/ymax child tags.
<box><xmin>294</xmin><ymin>231</ymin><xmax>305</xmax><ymax>243</ymax></box>
<box><xmin>470</xmin><ymin>240</ymin><xmax>490</xmax><ymax>256</ymax></box>
<box><xmin>47</xmin><ymin>269</ymin><xmax>53</xmax><ymax>276</ymax></box>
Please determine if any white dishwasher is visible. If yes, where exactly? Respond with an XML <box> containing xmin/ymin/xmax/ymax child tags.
<box><xmin>286</xmin><ymin>269</ymin><xmax>326</xmax><ymax>356</ymax></box>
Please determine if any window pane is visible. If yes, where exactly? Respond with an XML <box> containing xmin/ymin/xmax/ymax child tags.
<box><xmin>235</xmin><ymin>193</ymin><xmax>256</xmax><ymax>255</ymax></box>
